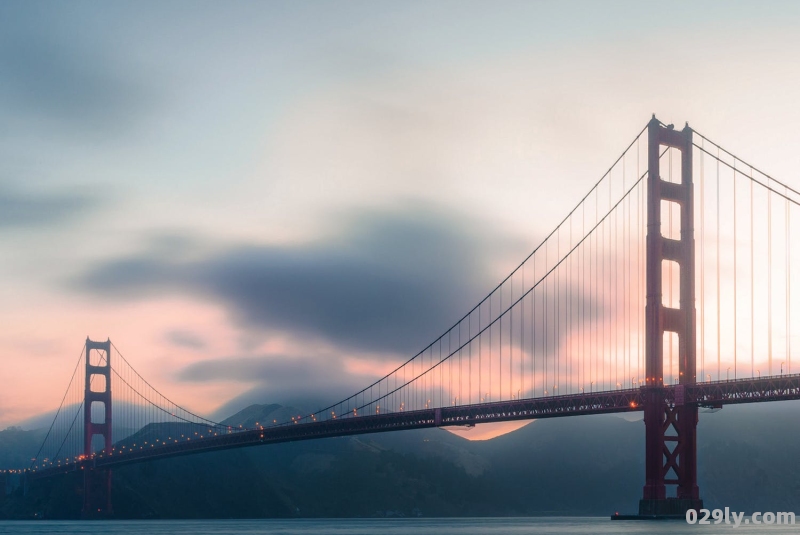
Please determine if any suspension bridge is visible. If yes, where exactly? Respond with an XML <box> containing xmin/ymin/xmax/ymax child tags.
<box><xmin>3</xmin><ymin>116</ymin><xmax>800</xmax><ymax>518</ymax></box>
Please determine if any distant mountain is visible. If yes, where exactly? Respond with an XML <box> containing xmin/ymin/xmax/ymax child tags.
<box><xmin>221</xmin><ymin>403</ymin><xmax>308</xmax><ymax>428</ymax></box>
<box><xmin>2</xmin><ymin>400</ymin><xmax>799</xmax><ymax>519</ymax></box>
<box><xmin>3</xmin><ymin>400</ymin><xmax>185</xmax><ymax>468</ymax></box>
<box><xmin>0</xmin><ymin>427</ymin><xmax>45</xmax><ymax>469</ymax></box>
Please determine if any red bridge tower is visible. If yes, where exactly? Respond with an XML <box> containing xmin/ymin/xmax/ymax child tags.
<box><xmin>83</xmin><ymin>338</ymin><xmax>113</xmax><ymax>517</ymax></box>
<box><xmin>640</xmin><ymin>116</ymin><xmax>703</xmax><ymax>516</ymax></box>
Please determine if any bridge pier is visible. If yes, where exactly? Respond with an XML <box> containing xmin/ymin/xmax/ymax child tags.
<box><xmin>636</xmin><ymin>116</ymin><xmax>703</xmax><ymax>517</ymax></box>
<box><xmin>82</xmin><ymin>468</ymin><xmax>112</xmax><ymax>518</ymax></box>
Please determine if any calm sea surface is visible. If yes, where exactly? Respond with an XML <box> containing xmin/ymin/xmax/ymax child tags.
<box><xmin>0</xmin><ymin>518</ymin><xmax>795</xmax><ymax>535</ymax></box>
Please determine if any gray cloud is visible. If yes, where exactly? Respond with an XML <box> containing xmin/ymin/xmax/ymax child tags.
<box><xmin>73</xmin><ymin>205</ymin><xmax>525</xmax><ymax>355</ymax></box>
<box><xmin>182</xmin><ymin>355</ymin><xmax>370</xmax><ymax>420</ymax></box>
<box><xmin>165</xmin><ymin>329</ymin><xmax>207</xmax><ymax>350</ymax></box>
<box><xmin>0</xmin><ymin>186</ymin><xmax>97</xmax><ymax>229</ymax></box>
<box><xmin>0</xmin><ymin>5</ymin><xmax>159</xmax><ymax>136</ymax></box>
<box><xmin>178</xmin><ymin>354</ymin><xmax>357</xmax><ymax>392</ymax></box>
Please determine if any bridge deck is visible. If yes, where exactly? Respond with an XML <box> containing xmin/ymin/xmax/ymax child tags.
<box><xmin>28</xmin><ymin>373</ymin><xmax>800</xmax><ymax>479</ymax></box>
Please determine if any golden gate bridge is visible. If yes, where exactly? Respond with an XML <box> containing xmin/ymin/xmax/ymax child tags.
<box><xmin>3</xmin><ymin>116</ymin><xmax>800</xmax><ymax>518</ymax></box>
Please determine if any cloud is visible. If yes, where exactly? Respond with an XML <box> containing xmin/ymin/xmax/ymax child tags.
<box><xmin>73</xmin><ymin>204</ymin><xmax>527</xmax><ymax>355</ymax></box>
<box><xmin>180</xmin><ymin>354</ymin><xmax>371</xmax><ymax>419</ymax></box>
<box><xmin>0</xmin><ymin>5</ymin><xmax>159</xmax><ymax>136</ymax></box>
<box><xmin>0</xmin><ymin>185</ymin><xmax>97</xmax><ymax>229</ymax></box>
<box><xmin>178</xmin><ymin>354</ymin><xmax>362</xmax><ymax>399</ymax></box>
<box><xmin>164</xmin><ymin>329</ymin><xmax>207</xmax><ymax>350</ymax></box>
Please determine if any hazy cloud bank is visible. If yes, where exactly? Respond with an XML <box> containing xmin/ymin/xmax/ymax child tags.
<box><xmin>73</xmin><ymin>205</ymin><xmax>526</xmax><ymax>355</ymax></box>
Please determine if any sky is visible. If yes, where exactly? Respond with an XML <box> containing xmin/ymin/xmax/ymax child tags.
<box><xmin>2</xmin><ymin>1</ymin><xmax>800</xmax><ymax>433</ymax></box>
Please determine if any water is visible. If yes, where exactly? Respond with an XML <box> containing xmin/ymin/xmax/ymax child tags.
<box><xmin>0</xmin><ymin>518</ymin><xmax>795</xmax><ymax>535</ymax></box>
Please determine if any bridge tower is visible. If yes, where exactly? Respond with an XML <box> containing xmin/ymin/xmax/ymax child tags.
<box><xmin>82</xmin><ymin>338</ymin><xmax>113</xmax><ymax>517</ymax></box>
<box><xmin>640</xmin><ymin>116</ymin><xmax>703</xmax><ymax>516</ymax></box>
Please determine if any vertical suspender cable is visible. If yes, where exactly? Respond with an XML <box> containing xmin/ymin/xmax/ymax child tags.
<box><xmin>608</xmin><ymin>171</ymin><xmax>613</xmax><ymax>389</ymax></box>
<box><xmin>567</xmin><ymin>219</ymin><xmax>570</xmax><ymax>394</ymax></box>
<box><xmin>522</xmin><ymin>257</ymin><xmax>525</xmax><ymax>397</ymax></box>
<box><xmin>602</xmin><ymin>188</ymin><xmax>605</xmax><ymax>389</ymax></box>
<box><xmin>700</xmin><ymin>142</ymin><xmax>705</xmax><ymax>381</ymax></box>
<box><xmin>717</xmin><ymin>148</ymin><xmax>721</xmax><ymax>381</ymax></box>
<box><xmin>616</xmin><ymin>166</ymin><xmax>620</xmax><ymax>388</ymax></box>
<box><xmin>734</xmin><ymin>160</ymin><xmax>738</xmax><ymax>379</ymax></box>
<box><xmin>788</xmin><ymin>188</ymin><xmax>792</xmax><ymax>374</ymax></box>
<box><xmin>769</xmin><ymin>175</ymin><xmax>773</xmax><ymax>375</ymax></box>
<box><xmin>786</xmin><ymin>188</ymin><xmax>790</xmax><ymax>374</ymax></box>
<box><xmin>626</xmin><ymin>153</ymin><xmax>630</xmax><ymax>386</ymax></box>
<box><xmin>582</xmin><ymin>201</ymin><xmax>585</xmax><ymax>389</ymax></box>
<box><xmin>751</xmin><ymin>167</ymin><xmax>754</xmax><ymax>377</ymax></box>
<box><xmin>639</xmin><ymin>140</ymin><xmax>643</xmax><ymax>382</ymax></box>
<box><xmin>511</xmin><ymin>263</ymin><xmax>515</xmax><ymax>399</ymax></box>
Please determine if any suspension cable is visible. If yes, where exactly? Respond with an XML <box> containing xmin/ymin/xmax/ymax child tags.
<box><xmin>342</xmin><ymin>165</ymin><xmax>653</xmax><ymax>416</ymax></box>
<box><xmin>30</xmin><ymin>343</ymin><xmax>86</xmax><ymax>469</ymax></box>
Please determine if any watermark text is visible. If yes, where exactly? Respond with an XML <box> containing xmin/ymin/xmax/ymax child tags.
<box><xmin>686</xmin><ymin>508</ymin><xmax>795</xmax><ymax>528</ymax></box>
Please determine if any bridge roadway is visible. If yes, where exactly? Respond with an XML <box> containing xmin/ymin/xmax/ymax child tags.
<box><xmin>29</xmin><ymin>373</ymin><xmax>800</xmax><ymax>480</ymax></box>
